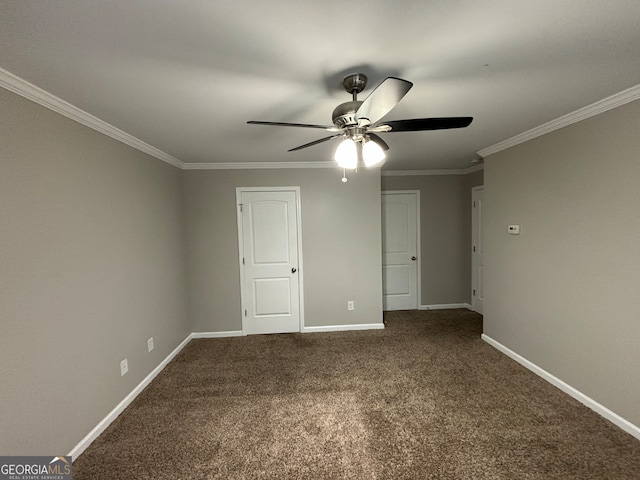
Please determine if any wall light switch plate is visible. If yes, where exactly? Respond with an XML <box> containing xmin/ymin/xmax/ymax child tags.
<box><xmin>508</xmin><ymin>225</ymin><xmax>520</xmax><ymax>235</ymax></box>
<box><xmin>120</xmin><ymin>358</ymin><xmax>128</xmax><ymax>376</ymax></box>
<box><xmin>147</xmin><ymin>337</ymin><xmax>154</xmax><ymax>352</ymax></box>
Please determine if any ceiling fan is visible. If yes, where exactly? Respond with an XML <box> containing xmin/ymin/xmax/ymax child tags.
<box><xmin>247</xmin><ymin>73</ymin><xmax>473</xmax><ymax>170</ymax></box>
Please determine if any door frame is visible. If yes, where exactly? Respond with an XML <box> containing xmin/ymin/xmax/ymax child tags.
<box><xmin>381</xmin><ymin>190</ymin><xmax>421</xmax><ymax>310</ymax></box>
<box><xmin>236</xmin><ymin>186</ymin><xmax>305</xmax><ymax>335</ymax></box>
<box><xmin>471</xmin><ymin>185</ymin><xmax>484</xmax><ymax>314</ymax></box>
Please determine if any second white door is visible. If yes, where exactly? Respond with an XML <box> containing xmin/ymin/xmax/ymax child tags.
<box><xmin>471</xmin><ymin>186</ymin><xmax>484</xmax><ymax>314</ymax></box>
<box><xmin>382</xmin><ymin>192</ymin><xmax>419</xmax><ymax>310</ymax></box>
<box><xmin>238</xmin><ymin>189</ymin><xmax>301</xmax><ymax>335</ymax></box>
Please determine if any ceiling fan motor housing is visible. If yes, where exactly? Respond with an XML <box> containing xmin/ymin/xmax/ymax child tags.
<box><xmin>332</xmin><ymin>101</ymin><xmax>363</xmax><ymax>128</ymax></box>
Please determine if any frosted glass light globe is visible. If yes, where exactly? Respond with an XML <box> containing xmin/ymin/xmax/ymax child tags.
<box><xmin>334</xmin><ymin>138</ymin><xmax>357</xmax><ymax>169</ymax></box>
<box><xmin>363</xmin><ymin>139</ymin><xmax>385</xmax><ymax>166</ymax></box>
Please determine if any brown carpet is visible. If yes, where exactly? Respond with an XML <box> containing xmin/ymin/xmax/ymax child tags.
<box><xmin>73</xmin><ymin>309</ymin><xmax>640</xmax><ymax>479</ymax></box>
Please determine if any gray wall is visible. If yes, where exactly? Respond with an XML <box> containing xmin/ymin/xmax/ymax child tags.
<box><xmin>484</xmin><ymin>99</ymin><xmax>640</xmax><ymax>427</ymax></box>
<box><xmin>0</xmin><ymin>88</ymin><xmax>190</xmax><ymax>455</ymax></box>
<box><xmin>184</xmin><ymin>168</ymin><xmax>383</xmax><ymax>331</ymax></box>
<box><xmin>381</xmin><ymin>170</ymin><xmax>483</xmax><ymax>306</ymax></box>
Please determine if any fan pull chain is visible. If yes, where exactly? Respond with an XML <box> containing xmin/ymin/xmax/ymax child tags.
<box><xmin>341</xmin><ymin>168</ymin><xmax>348</xmax><ymax>183</ymax></box>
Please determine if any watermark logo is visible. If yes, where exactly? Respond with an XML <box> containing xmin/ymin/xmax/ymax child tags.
<box><xmin>0</xmin><ymin>456</ymin><xmax>72</xmax><ymax>480</ymax></box>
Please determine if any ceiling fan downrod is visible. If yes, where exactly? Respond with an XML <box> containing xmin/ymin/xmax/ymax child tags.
<box><xmin>332</xmin><ymin>74</ymin><xmax>370</xmax><ymax>129</ymax></box>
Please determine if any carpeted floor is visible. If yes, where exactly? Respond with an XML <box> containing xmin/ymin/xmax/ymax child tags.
<box><xmin>73</xmin><ymin>309</ymin><xmax>640</xmax><ymax>479</ymax></box>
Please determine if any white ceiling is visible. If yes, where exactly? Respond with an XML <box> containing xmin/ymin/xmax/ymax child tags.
<box><xmin>1</xmin><ymin>1</ymin><xmax>640</xmax><ymax>171</ymax></box>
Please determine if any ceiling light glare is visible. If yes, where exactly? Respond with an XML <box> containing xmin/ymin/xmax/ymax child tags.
<box><xmin>363</xmin><ymin>139</ymin><xmax>385</xmax><ymax>166</ymax></box>
<box><xmin>334</xmin><ymin>138</ymin><xmax>357</xmax><ymax>169</ymax></box>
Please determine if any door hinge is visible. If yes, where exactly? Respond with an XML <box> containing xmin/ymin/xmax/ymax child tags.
<box><xmin>239</xmin><ymin>203</ymin><xmax>243</xmax><ymax>212</ymax></box>
<box><xmin>473</xmin><ymin>289</ymin><xmax>476</xmax><ymax>296</ymax></box>
<box><xmin>473</xmin><ymin>245</ymin><xmax>476</xmax><ymax>252</ymax></box>
<box><xmin>244</xmin><ymin>309</ymin><xmax>247</xmax><ymax>317</ymax></box>
<box><xmin>473</xmin><ymin>201</ymin><xmax>476</xmax><ymax>208</ymax></box>
<box><xmin>242</xmin><ymin>257</ymin><xmax>245</xmax><ymax>265</ymax></box>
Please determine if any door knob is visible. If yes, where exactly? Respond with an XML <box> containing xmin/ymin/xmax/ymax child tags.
<box><xmin>291</xmin><ymin>267</ymin><xmax>297</xmax><ymax>273</ymax></box>
<box><xmin>411</xmin><ymin>256</ymin><xmax>417</xmax><ymax>261</ymax></box>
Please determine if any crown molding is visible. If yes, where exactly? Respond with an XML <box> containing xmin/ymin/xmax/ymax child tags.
<box><xmin>465</xmin><ymin>163</ymin><xmax>484</xmax><ymax>173</ymax></box>
<box><xmin>183</xmin><ymin>161</ymin><xmax>337</xmax><ymax>170</ymax></box>
<box><xmin>0</xmin><ymin>67</ymin><xmax>184</xmax><ymax>169</ymax></box>
<box><xmin>382</xmin><ymin>164</ymin><xmax>483</xmax><ymax>176</ymax></box>
<box><xmin>478</xmin><ymin>83</ymin><xmax>640</xmax><ymax>158</ymax></box>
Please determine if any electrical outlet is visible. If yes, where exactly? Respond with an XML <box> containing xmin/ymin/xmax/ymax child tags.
<box><xmin>347</xmin><ymin>301</ymin><xmax>355</xmax><ymax>311</ymax></box>
<box><xmin>147</xmin><ymin>337</ymin><xmax>154</xmax><ymax>352</ymax></box>
<box><xmin>120</xmin><ymin>358</ymin><xmax>128</xmax><ymax>376</ymax></box>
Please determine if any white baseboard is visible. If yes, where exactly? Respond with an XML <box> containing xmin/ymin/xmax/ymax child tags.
<box><xmin>482</xmin><ymin>334</ymin><xmax>640</xmax><ymax>441</ymax></box>
<box><xmin>191</xmin><ymin>330</ymin><xmax>244</xmax><ymax>338</ymax></box>
<box><xmin>302</xmin><ymin>323</ymin><xmax>385</xmax><ymax>333</ymax></box>
<box><xmin>419</xmin><ymin>303</ymin><xmax>471</xmax><ymax>310</ymax></box>
<box><xmin>68</xmin><ymin>333</ymin><xmax>192</xmax><ymax>459</ymax></box>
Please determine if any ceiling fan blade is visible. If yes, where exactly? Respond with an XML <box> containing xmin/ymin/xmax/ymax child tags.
<box><xmin>368</xmin><ymin>133</ymin><xmax>389</xmax><ymax>151</ymax></box>
<box><xmin>248</xmin><ymin>121</ymin><xmax>341</xmax><ymax>132</ymax></box>
<box><xmin>355</xmin><ymin>77</ymin><xmax>413</xmax><ymax>125</ymax></box>
<box><xmin>381</xmin><ymin>117</ymin><xmax>473</xmax><ymax>132</ymax></box>
<box><xmin>288</xmin><ymin>134</ymin><xmax>343</xmax><ymax>152</ymax></box>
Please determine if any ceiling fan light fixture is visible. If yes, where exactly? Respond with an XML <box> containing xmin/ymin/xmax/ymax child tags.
<box><xmin>362</xmin><ymin>139</ymin><xmax>385</xmax><ymax>167</ymax></box>
<box><xmin>247</xmin><ymin>73</ymin><xmax>473</xmax><ymax>176</ymax></box>
<box><xmin>334</xmin><ymin>138</ymin><xmax>357</xmax><ymax>169</ymax></box>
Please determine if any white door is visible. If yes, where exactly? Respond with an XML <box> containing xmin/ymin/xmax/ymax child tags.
<box><xmin>471</xmin><ymin>186</ymin><xmax>484</xmax><ymax>314</ymax></box>
<box><xmin>382</xmin><ymin>192</ymin><xmax>419</xmax><ymax>310</ymax></box>
<box><xmin>238</xmin><ymin>188</ymin><xmax>302</xmax><ymax>335</ymax></box>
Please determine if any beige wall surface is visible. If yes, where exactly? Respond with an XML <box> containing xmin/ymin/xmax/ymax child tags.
<box><xmin>0</xmin><ymin>88</ymin><xmax>190</xmax><ymax>455</ymax></box>
<box><xmin>484</xmin><ymin>99</ymin><xmax>640</xmax><ymax>427</ymax></box>
<box><xmin>381</xmin><ymin>170</ymin><xmax>483</xmax><ymax>306</ymax></box>
<box><xmin>184</xmin><ymin>168</ymin><xmax>383</xmax><ymax>332</ymax></box>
